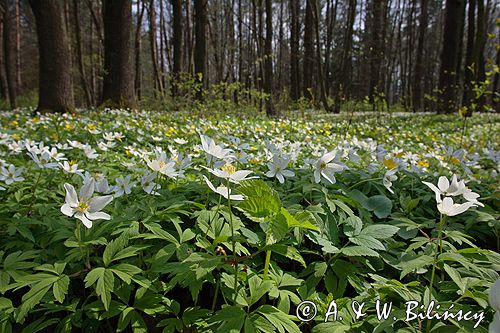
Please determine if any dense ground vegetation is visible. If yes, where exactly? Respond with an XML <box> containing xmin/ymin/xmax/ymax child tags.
<box><xmin>0</xmin><ymin>108</ymin><xmax>498</xmax><ymax>332</ymax></box>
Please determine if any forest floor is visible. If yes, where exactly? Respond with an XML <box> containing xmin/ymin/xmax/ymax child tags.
<box><xmin>0</xmin><ymin>109</ymin><xmax>499</xmax><ymax>332</ymax></box>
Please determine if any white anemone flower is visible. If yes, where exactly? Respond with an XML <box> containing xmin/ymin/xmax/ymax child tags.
<box><xmin>0</xmin><ymin>164</ymin><xmax>25</xmax><ymax>185</ymax></box>
<box><xmin>422</xmin><ymin>175</ymin><xmax>483</xmax><ymax>207</ymax></box>
<box><xmin>113</xmin><ymin>175</ymin><xmax>135</xmax><ymax>197</ymax></box>
<box><xmin>141</xmin><ymin>172</ymin><xmax>161</xmax><ymax>195</ymax></box>
<box><xmin>61</xmin><ymin>179</ymin><xmax>113</xmax><ymax>229</ymax></box>
<box><xmin>0</xmin><ymin>185</ymin><xmax>5</xmax><ymax>191</ymax></box>
<box><xmin>313</xmin><ymin>150</ymin><xmax>346</xmax><ymax>184</ymax></box>
<box><xmin>59</xmin><ymin>161</ymin><xmax>83</xmax><ymax>174</ymax></box>
<box><xmin>28</xmin><ymin>151</ymin><xmax>59</xmax><ymax>169</ymax></box>
<box><xmin>200</xmin><ymin>134</ymin><xmax>234</xmax><ymax>165</ymax></box>
<box><xmin>437</xmin><ymin>197</ymin><xmax>479</xmax><ymax>217</ymax></box>
<box><xmin>383</xmin><ymin>168</ymin><xmax>398</xmax><ymax>194</ymax></box>
<box><xmin>203</xmin><ymin>163</ymin><xmax>257</xmax><ymax>184</ymax></box>
<box><xmin>145</xmin><ymin>150</ymin><xmax>178</xmax><ymax>179</ymax></box>
<box><xmin>265</xmin><ymin>156</ymin><xmax>295</xmax><ymax>184</ymax></box>
<box><xmin>82</xmin><ymin>145</ymin><xmax>99</xmax><ymax>159</ymax></box>
<box><xmin>203</xmin><ymin>175</ymin><xmax>244</xmax><ymax>201</ymax></box>
<box><xmin>490</xmin><ymin>278</ymin><xmax>500</xmax><ymax>312</ymax></box>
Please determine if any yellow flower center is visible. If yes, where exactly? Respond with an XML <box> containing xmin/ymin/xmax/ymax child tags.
<box><xmin>77</xmin><ymin>201</ymin><xmax>89</xmax><ymax>213</ymax></box>
<box><xmin>320</xmin><ymin>161</ymin><xmax>327</xmax><ymax>170</ymax></box>
<box><xmin>158</xmin><ymin>160</ymin><xmax>166</xmax><ymax>168</ymax></box>
<box><xmin>221</xmin><ymin>163</ymin><xmax>236</xmax><ymax>175</ymax></box>
<box><xmin>69</xmin><ymin>160</ymin><xmax>77</xmax><ymax>166</ymax></box>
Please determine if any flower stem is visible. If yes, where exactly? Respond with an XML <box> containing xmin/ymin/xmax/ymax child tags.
<box><xmin>425</xmin><ymin>213</ymin><xmax>446</xmax><ymax>333</ymax></box>
<box><xmin>76</xmin><ymin>222</ymin><xmax>90</xmax><ymax>269</ymax></box>
<box><xmin>263</xmin><ymin>250</ymin><xmax>272</xmax><ymax>280</ymax></box>
<box><xmin>226</xmin><ymin>179</ymin><xmax>238</xmax><ymax>304</ymax></box>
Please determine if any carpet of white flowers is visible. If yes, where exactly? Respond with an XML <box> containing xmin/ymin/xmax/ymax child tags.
<box><xmin>0</xmin><ymin>109</ymin><xmax>499</xmax><ymax>332</ymax></box>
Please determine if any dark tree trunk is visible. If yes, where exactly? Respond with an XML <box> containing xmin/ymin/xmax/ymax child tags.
<box><xmin>334</xmin><ymin>0</ymin><xmax>357</xmax><ymax>114</ymax></box>
<box><xmin>311</xmin><ymin>0</ymin><xmax>332</xmax><ymax>112</ymax></box>
<box><xmin>462</xmin><ymin>0</ymin><xmax>476</xmax><ymax>110</ymax></box>
<box><xmin>73</xmin><ymin>0</ymin><xmax>92</xmax><ymax>107</ymax></box>
<box><xmin>194</xmin><ymin>0</ymin><xmax>207</xmax><ymax>100</ymax></box>
<box><xmin>437</xmin><ymin>0</ymin><xmax>466</xmax><ymax>114</ymax></box>
<box><xmin>412</xmin><ymin>0</ymin><xmax>428</xmax><ymax>112</ymax></box>
<box><xmin>290</xmin><ymin>0</ymin><xmax>300</xmax><ymax>101</ymax></box>
<box><xmin>101</xmin><ymin>0</ymin><xmax>135</xmax><ymax>108</ymax></box>
<box><xmin>172</xmin><ymin>0</ymin><xmax>183</xmax><ymax>97</ymax></box>
<box><xmin>468</xmin><ymin>0</ymin><xmax>486</xmax><ymax>114</ymax></box>
<box><xmin>303</xmin><ymin>0</ymin><xmax>314</xmax><ymax>100</ymax></box>
<box><xmin>29</xmin><ymin>0</ymin><xmax>74</xmax><ymax>113</ymax></box>
<box><xmin>264</xmin><ymin>0</ymin><xmax>274</xmax><ymax>116</ymax></box>
<box><xmin>134</xmin><ymin>0</ymin><xmax>145</xmax><ymax>100</ymax></box>
<box><xmin>149</xmin><ymin>0</ymin><xmax>163</xmax><ymax>94</ymax></box>
<box><xmin>369</xmin><ymin>0</ymin><xmax>383</xmax><ymax>104</ymax></box>
<box><xmin>2</xmin><ymin>0</ymin><xmax>16</xmax><ymax>109</ymax></box>
<box><xmin>0</xmin><ymin>12</ymin><xmax>7</xmax><ymax>101</ymax></box>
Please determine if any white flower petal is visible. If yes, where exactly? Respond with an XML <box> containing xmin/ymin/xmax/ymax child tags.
<box><xmin>88</xmin><ymin>195</ymin><xmax>113</xmax><ymax>213</ymax></box>
<box><xmin>437</xmin><ymin>176</ymin><xmax>449</xmax><ymax>192</ymax></box>
<box><xmin>75</xmin><ymin>212</ymin><xmax>93</xmax><ymax>228</ymax></box>
<box><xmin>60</xmin><ymin>203</ymin><xmax>75</xmax><ymax>217</ymax></box>
<box><xmin>80</xmin><ymin>178</ymin><xmax>95</xmax><ymax>201</ymax></box>
<box><xmin>64</xmin><ymin>183</ymin><xmax>79</xmax><ymax>206</ymax></box>
<box><xmin>86</xmin><ymin>211</ymin><xmax>111</xmax><ymax>220</ymax></box>
<box><xmin>489</xmin><ymin>278</ymin><xmax>500</xmax><ymax>312</ymax></box>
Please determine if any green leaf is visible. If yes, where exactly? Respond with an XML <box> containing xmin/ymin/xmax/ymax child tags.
<box><xmin>343</xmin><ymin>216</ymin><xmax>363</xmax><ymax>237</ymax></box>
<box><xmin>210</xmin><ymin>306</ymin><xmax>246</xmax><ymax>332</ymax></box>
<box><xmin>269</xmin><ymin>245</ymin><xmax>307</xmax><ymax>267</ymax></box>
<box><xmin>238</xmin><ymin>180</ymin><xmax>281</xmax><ymax>219</ymax></box>
<box><xmin>266</xmin><ymin>211</ymin><xmax>289</xmax><ymax>245</ymax></box>
<box><xmin>364</xmin><ymin>195</ymin><xmax>393</xmax><ymax>218</ymax></box>
<box><xmin>399</xmin><ymin>255</ymin><xmax>434</xmax><ymax>279</ymax></box>
<box><xmin>341</xmin><ymin>246</ymin><xmax>379</xmax><ymax>257</ymax></box>
<box><xmin>85</xmin><ymin>267</ymin><xmax>114</xmax><ymax>311</ymax></box>
<box><xmin>52</xmin><ymin>275</ymin><xmax>69</xmax><ymax>303</ymax></box>
<box><xmin>360</xmin><ymin>224</ymin><xmax>399</xmax><ymax>239</ymax></box>
<box><xmin>256</xmin><ymin>304</ymin><xmax>300</xmax><ymax>333</ymax></box>
<box><xmin>349</xmin><ymin>234</ymin><xmax>385</xmax><ymax>250</ymax></box>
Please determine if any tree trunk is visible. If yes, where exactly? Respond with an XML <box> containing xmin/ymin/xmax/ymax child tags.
<box><xmin>468</xmin><ymin>0</ymin><xmax>486</xmax><ymax>114</ymax></box>
<box><xmin>172</xmin><ymin>0</ymin><xmax>183</xmax><ymax>97</ymax></box>
<box><xmin>29</xmin><ymin>0</ymin><xmax>74</xmax><ymax>113</ymax></box>
<box><xmin>462</xmin><ymin>0</ymin><xmax>475</xmax><ymax>110</ymax></box>
<box><xmin>437</xmin><ymin>0</ymin><xmax>465</xmax><ymax>114</ymax></box>
<box><xmin>264</xmin><ymin>0</ymin><xmax>274</xmax><ymax>116</ymax></box>
<box><xmin>412</xmin><ymin>0</ymin><xmax>428</xmax><ymax>112</ymax></box>
<box><xmin>14</xmin><ymin>0</ymin><xmax>19</xmax><ymax>94</ymax></box>
<box><xmin>311</xmin><ymin>0</ymin><xmax>332</xmax><ymax>112</ymax></box>
<box><xmin>149</xmin><ymin>0</ymin><xmax>163</xmax><ymax>95</ymax></box>
<box><xmin>194</xmin><ymin>0</ymin><xmax>207</xmax><ymax>100</ymax></box>
<box><xmin>2</xmin><ymin>0</ymin><xmax>16</xmax><ymax>109</ymax></box>
<box><xmin>134</xmin><ymin>0</ymin><xmax>145</xmax><ymax>100</ymax></box>
<box><xmin>73</xmin><ymin>0</ymin><xmax>92</xmax><ymax>107</ymax></box>
<box><xmin>0</xmin><ymin>12</ymin><xmax>8</xmax><ymax>101</ymax></box>
<box><xmin>303</xmin><ymin>0</ymin><xmax>314</xmax><ymax>100</ymax></box>
<box><xmin>101</xmin><ymin>0</ymin><xmax>135</xmax><ymax>108</ymax></box>
<box><xmin>369</xmin><ymin>0</ymin><xmax>383</xmax><ymax>104</ymax></box>
<box><xmin>334</xmin><ymin>0</ymin><xmax>357</xmax><ymax>114</ymax></box>
<box><xmin>290</xmin><ymin>0</ymin><xmax>300</xmax><ymax>101</ymax></box>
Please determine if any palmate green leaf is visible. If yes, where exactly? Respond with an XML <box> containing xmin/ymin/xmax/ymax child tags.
<box><xmin>248</xmin><ymin>275</ymin><xmax>274</xmax><ymax>306</ymax></box>
<box><xmin>343</xmin><ymin>216</ymin><xmax>363</xmax><ymax>237</ymax></box>
<box><xmin>52</xmin><ymin>275</ymin><xmax>69</xmax><ymax>303</ymax></box>
<box><xmin>399</xmin><ymin>255</ymin><xmax>434</xmax><ymax>279</ymax></box>
<box><xmin>266</xmin><ymin>211</ymin><xmax>289</xmax><ymax>245</ymax></box>
<box><xmin>360</xmin><ymin>224</ymin><xmax>399</xmax><ymax>239</ymax></box>
<box><xmin>238</xmin><ymin>180</ymin><xmax>282</xmax><ymax>219</ymax></box>
<box><xmin>210</xmin><ymin>306</ymin><xmax>246</xmax><ymax>333</ymax></box>
<box><xmin>341</xmin><ymin>246</ymin><xmax>379</xmax><ymax>257</ymax></box>
<box><xmin>84</xmin><ymin>267</ymin><xmax>115</xmax><ymax>311</ymax></box>
<box><xmin>269</xmin><ymin>244</ymin><xmax>307</xmax><ymax>267</ymax></box>
<box><xmin>349</xmin><ymin>234</ymin><xmax>385</xmax><ymax>251</ymax></box>
<box><xmin>363</xmin><ymin>195</ymin><xmax>393</xmax><ymax>219</ymax></box>
<box><xmin>255</xmin><ymin>304</ymin><xmax>300</xmax><ymax>333</ymax></box>
<box><xmin>16</xmin><ymin>278</ymin><xmax>56</xmax><ymax>323</ymax></box>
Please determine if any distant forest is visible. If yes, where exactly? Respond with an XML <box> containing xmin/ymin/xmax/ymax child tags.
<box><xmin>0</xmin><ymin>0</ymin><xmax>499</xmax><ymax>115</ymax></box>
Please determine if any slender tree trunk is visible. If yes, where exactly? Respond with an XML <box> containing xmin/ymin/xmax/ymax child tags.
<box><xmin>264</xmin><ymin>0</ymin><xmax>274</xmax><ymax>116</ymax></box>
<box><xmin>290</xmin><ymin>0</ymin><xmax>300</xmax><ymax>100</ymax></box>
<box><xmin>334</xmin><ymin>0</ymin><xmax>357</xmax><ymax>113</ymax></box>
<box><xmin>369</xmin><ymin>0</ymin><xmax>383</xmax><ymax>105</ymax></box>
<box><xmin>311</xmin><ymin>0</ymin><xmax>332</xmax><ymax>112</ymax></box>
<box><xmin>159</xmin><ymin>0</ymin><xmax>166</xmax><ymax>90</ymax></box>
<box><xmin>324</xmin><ymin>0</ymin><xmax>338</xmax><ymax>95</ymax></box>
<box><xmin>412</xmin><ymin>0</ymin><xmax>429</xmax><ymax>112</ymax></box>
<box><xmin>437</xmin><ymin>0</ymin><xmax>466</xmax><ymax>114</ymax></box>
<box><xmin>172</xmin><ymin>0</ymin><xmax>183</xmax><ymax>97</ymax></box>
<box><xmin>134</xmin><ymin>0</ymin><xmax>145</xmax><ymax>100</ymax></box>
<box><xmin>2</xmin><ymin>0</ymin><xmax>16</xmax><ymax>109</ymax></box>
<box><xmin>29</xmin><ymin>0</ymin><xmax>74</xmax><ymax>113</ymax></box>
<box><xmin>149</xmin><ymin>0</ymin><xmax>163</xmax><ymax>95</ymax></box>
<box><xmin>462</xmin><ymin>0</ymin><xmax>476</xmax><ymax>110</ymax></box>
<box><xmin>14</xmin><ymin>0</ymin><xmax>19</xmax><ymax>94</ymax></box>
<box><xmin>101</xmin><ymin>0</ymin><xmax>135</xmax><ymax>108</ymax></box>
<box><xmin>73</xmin><ymin>0</ymin><xmax>92</xmax><ymax>107</ymax></box>
<box><xmin>0</xmin><ymin>13</ymin><xmax>8</xmax><ymax>101</ymax></box>
<box><xmin>194</xmin><ymin>0</ymin><xmax>207</xmax><ymax>100</ymax></box>
<box><xmin>469</xmin><ymin>0</ymin><xmax>486</xmax><ymax>114</ymax></box>
<box><xmin>303</xmin><ymin>0</ymin><xmax>314</xmax><ymax>100</ymax></box>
